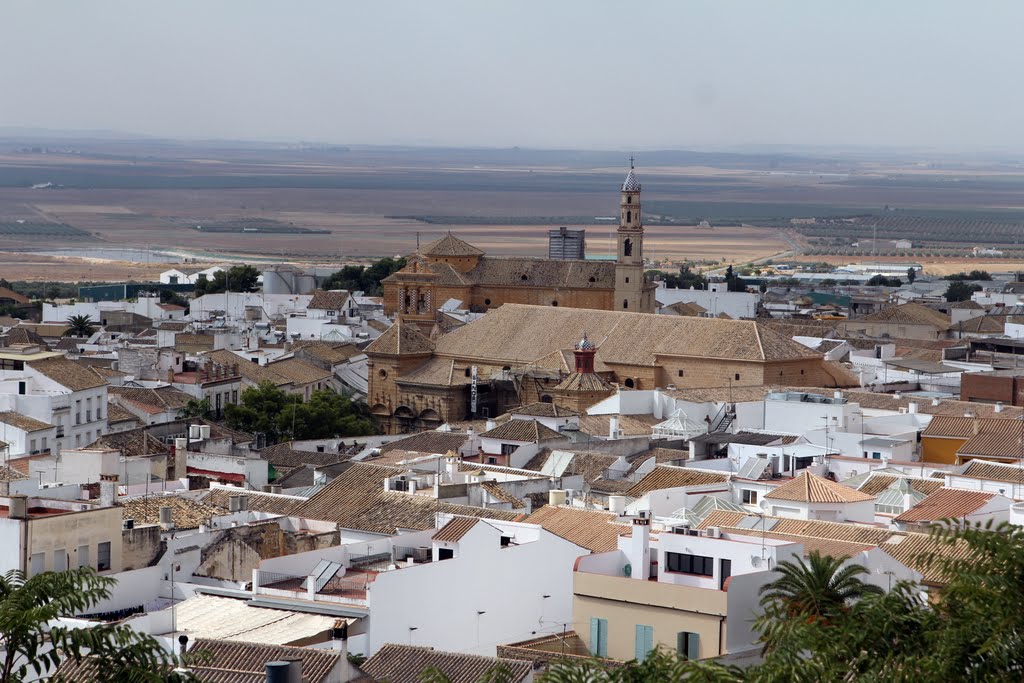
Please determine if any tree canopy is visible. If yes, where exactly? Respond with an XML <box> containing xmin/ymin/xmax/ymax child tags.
<box><xmin>944</xmin><ymin>280</ymin><xmax>982</xmax><ymax>302</ymax></box>
<box><xmin>0</xmin><ymin>567</ymin><xmax>196</xmax><ymax>682</ymax></box>
<box><xmin>657</xmin><ymin>264</ymin><xmax>707</xmax><ymax>290</ymax></box>
<box><xmin>867</xmin><ymin>274</ymin><xmax>903</xmax><ymax>287</ymax></box>
<box><xmin>193</xmin><ymin>265</ymin><xmax>261</xmax><ymax>296</ymax></box>
<box><xmin>321</xmin><ymin>257</ymin><xmax>406</xmax><ymax>296</ymax></box>
<box><xmin>224</xmin><ymin>382</ymin><xmax>376</xmax><ymax>442</ymax></box>
<box><xmin>943</xmin><ymin>270</ymin><xmax>992</xmax><ymax>281</ymax></box>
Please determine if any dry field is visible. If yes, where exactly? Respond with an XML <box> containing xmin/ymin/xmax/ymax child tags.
<box><xmin>0</xmin><ymin>252</ymin><xmax>175</xmax><ymax>282</ymax></box>
<box><xmin>787</xmin><ymin>254</ymin><xmax>1024</xmax><ymax>277</ymax></box>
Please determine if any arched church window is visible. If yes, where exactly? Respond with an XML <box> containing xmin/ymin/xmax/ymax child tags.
<box><xmin>626</xmin><ymin>211</ymin><xmax>631</xmax><ymax>223</ymax></box>
<box><xmin>623</xmin><ymin>239</ymin><xmax>632</xmax><ymax>256</ymax></box>
<box><xmin>624</xmin><ymin>378</ymin><xmax>635</xmax><ymax>388</ymax></box>
<box><xmin>623</xmin><ymin>299</ymin><xmax>629</xmax><ymax>309</ymax></box>
<box><xmin>627</xmin><ymin>196</ymin><xmax>632</xmax><ymax>204</ymax></box>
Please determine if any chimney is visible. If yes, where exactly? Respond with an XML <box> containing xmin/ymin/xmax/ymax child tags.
<box><xmin>995</xmin><ymin>402</ymin><xmax>1004</xmax><ymax>413</ymax></box>
<box><xmin>833</xmin><ymin>390</ymin><xmax>842</xmax><ymax>400</ymax></box>
<box><xmin>199</xmin><ymin>425</ymin><xmax>211</xmax><ymax>440</ymax></box>
<box><xmin>932</xmin><ymin>397</ymin><xmax>941</xmax><ymax>406</ymax></box>
<box><xmin>99</xmin><ymin>473</ymin><xmax>118</xmax><ymax>507</ymax></box>
<box><xmin>445</xmin><ymin>452</ymin><xmax>460</xmax><ymax>483</ymax></box>
<box><xmin>282</xmin><ymin>658</ymin><xmax>302</xmax><ymax>683</ymax></box>
<box><xmin>485</xmin><ymin>419</ymin><xmax>496</xmax><ymax>432</ymax></box>
<box><xmin>973</xmin><ymin>419</ymin><xmax>981</xmax><ymax>436</ymax></box>
<box><xmin>608</xmin><ymin>495</ymin><xmax>626</xmax><ymax>515</ymax></box>
<box><xmin>167</xmin><ymin>369</ymin><xmax>175</xmax><ymax>384</ymax></box>
<box><xmin>159</xmin><ymin>505</ymin><xmax>174</xmax><ymax>531</ymax></box>
<box><xmin>264</xmin><ymin>662</ymin><xmax>290</xmax><ymax>683</ymax></box>
<box><xmin>629</xmin><ymin>512</ymin><xmax>651</xmax><ymax>580</ymax></box>
<box><xmin>908</xmin><ymin>401</ymin><xmax>918</xmax><ymax>414</ymax></box>
<box><xmin>609</xmin><ymin>416</ymin><xmax>619</xmax><ymax>440</ymax></box>
<box><xmin>548</xmin><ymin>489</ymin><xmax>567</xmax><ymax>507</ymax></box>
<box><xmin>9</xmin><ymin>495</ymin><xmax>28</xmax><ymax>520</ymax></box>
<box><xmin>331</xmin><ymin>621</ymin><xmax>349</xmax><ymax>659</ymax></box>
<box><xmin>894</xmin><ymin>391</ymin><xmax>902</xmax><ymax>400</ymax></box>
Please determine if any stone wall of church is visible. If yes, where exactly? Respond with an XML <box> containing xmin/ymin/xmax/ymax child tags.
<box><xmin>467</xmin><ymin>285</ymin><xmax>614</xmax><ymax>312</ymax></box>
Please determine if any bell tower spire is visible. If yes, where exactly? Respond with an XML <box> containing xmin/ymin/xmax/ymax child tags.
<box><xmin>614</xmin><ymin>159</ymin><xmax>649</xmax><ymax>311</ymax></box>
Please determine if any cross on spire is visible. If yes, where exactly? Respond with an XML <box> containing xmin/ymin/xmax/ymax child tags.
<box><xmin>629</xmin><ymin>155</ymin><xmax>635</xmax><ymax>169</ymax></box>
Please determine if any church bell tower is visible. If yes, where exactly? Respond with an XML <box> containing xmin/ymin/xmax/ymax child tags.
<box><xmin>614</xmin><ymin>159</ymin><xmax>647</xmax><ymax>312</ymax></box>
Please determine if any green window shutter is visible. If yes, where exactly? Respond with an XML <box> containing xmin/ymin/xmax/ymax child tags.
<box><xmin>635</xmin><ymin>625</ymin><xmax>653</xmax><ymax>661</ymax></box>
<box><xmin>591</xmin><ymin>618</ymin><xmax>608</xmax><ymax>657</ymax></box>
<box><xmin>687</xmin><ymin>631</ymin><xmax>700</xmax><ymax>660</ymax></box>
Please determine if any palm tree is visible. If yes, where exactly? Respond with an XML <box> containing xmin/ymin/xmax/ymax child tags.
<box><xmin>759</xmin><ymin>551</ymin><xmax>883</xmax><ymax>620</ymax></box>
<box><xmin>64</xmin><ymin>314</ymin><xmax>97</xmax><ymax>337</ymax></box>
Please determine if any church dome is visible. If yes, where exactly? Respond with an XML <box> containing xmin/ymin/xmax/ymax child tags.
<box><xmin>576</xmin><ymin>332</ymin><xmax>595</xmax><ymax>351</ymax></box>
<box><xmin>622</xmin><ymin>169</ymin><xmax>640</xmax><ymax>192</ymax></box>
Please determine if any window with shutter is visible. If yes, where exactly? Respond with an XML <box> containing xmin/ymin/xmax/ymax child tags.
<box><xmin>677</xmin><ymin>631</ymin><xmax>700</xmax><ymax>660</ymax></box>
<box><xmin>634</xmin><ymin>625</ymin><xmax>654</xmax><ymax>661</ymax></box>
<box><xmin>590</xmin><ymin>618</ymin><xmax>608</xmax><ymax>657</ymax></box>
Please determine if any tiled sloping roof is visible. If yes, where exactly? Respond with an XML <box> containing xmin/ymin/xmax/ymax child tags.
<box><xmin>120</xmin><ymin>495</ymin><xmax>226</xmax><ymax>530</ymax></box>
<box><xmin>0</xmin><ymin>464</ymin><xmax>28</xmax><ymax>482</ymax></box>
<box><xmin>419</xmin><ymin>233</ymin><xmax>485</xmax><ymax>257</ymax></box>
<box><xmin>957</xmin><ymin>432</ymin><xmax>1024</xmax><ymax>459</ymax></box>
<box><xmin>379</xmin><ymin>432</ymin><xmax>469</xmax><ymax>455</ymax></box>
<box><xmin>206</xmin><ymin>350</ymin><xmax>290</xmax><ymax>386</ymax></box>
<box><xmin>856</xmin><ymin>302</ymin><xmax>952</xmax><ymax>329</ymax></box>
<box><xmin>480</xmin><ymin>419</ymin><xmax>562</xmax><ymax>443</ymax></box>
<box><xmin>188</xmin><ymin>639</ymin><xmax>343</xmax><ymax>683</ymax></box>
<box><xmin>292</xmin><ymin>340</ymin><xmax>360</xmax><ymax>365</ymax></box>
<box><xmin>894</xmin><ymin>488</ymin><xmax>997</xmax><ymax>523</ymax></box>
<box><xmin>922</xmin><ymin>416</ymin><xmax>1021</xmax><ymax>439</ymax></box>
<box><xmin>258</xmin><ymin>442</ymin><xmax>345</xmax><ymax>469</ymax></box>
<box><xmin>466</xmin><ymin>258</ymin><xmax>615</xmax><ymax>289</ymax></box>
<box><xmin>431</xmin><ymin>304</ymin><xmax>819</xmax><ymax>366</ymax></box>
<box><xmin>175</xmin><ymin>333</ymin><xmax>216</xmax><ymax>352</ymax></box>
<box><xmin>765</xmin><ymin>472</ymin><xmax>875</xmax><ymax>503</ymax></box>
<box><xmin>307</xmin><ymin>289</ymin><xmax>350</xmax><ymax>310</ymax></box>
<box><xmin>87</xmin><ymin>429</ymin><xmax>169</xmax><ymax>457</ymax></box>
<box><xmin>362</xmin><ymin>644</ymin><xmax>531</xmax><ymax>683</ymax></box>
<box><xmin>0</xmin><ymin>411</ymin><xmax>52</xmax><ymax>432</ymax></box>
<box><xmin>955</xmin><ymin>315</ymin><xmax>1006</xmax><ymax>334</ymax></box>
<box><xmin>625</xmin><ymin>447</ymin><xmax>690</xmax><ymax>475</ymax></box>
<box><xmin>110</xmin><ymin>385</ymin><xmax>194</xmax><ymax>412</ymax></box>
<box><xmin>553</xmin><ymin>372</ymin><xmax>614</xmax><ymax>392</ymax></box>
<box><xmin>665</xmin><ymin>301</ymin><xmax>707</xmax><ymax>316</ymax></box>
<box><xmin>2</xmin><ymin>327</ymin><xmax>48</xmax><ymax>347</ymax></box>
<box><xmin>479</xmin><ymin>481</ymin><xmax>526</xmax><ymax>508</ymax></box>
<box><xmin>291</xmin><ymin>462</ymin><xmax>519</xmax><ymax>532</ymax></box>
<box><xmin>433</xmin><ymin>516</ymin><xmax>481</xmax><ymax>542</ymax></box>
<box><xmin>959</xmin><ymin>459</ymin><xmax>1024</xmax><ymax>483</ymax></box>
<box><xmin>624</xmin><ymin>466</ymin><xmax>729</xmax><ymax>498</ymax></box>
<box><xmin>266</xmin><ymin>357</ymin><xmax>332</xmax><ymax>385</ymax></box>
<box><xmin>578</xmin><ymin>414</ymin><xmax>661</xmax><ymax>438</ymax></box>
<box><xmin>28</xmin><ymin>356</ymin><xmax>108</xmax><ymax>391</ymax></box>
<box><xmin>880</xmin><ymin>532</ymin><xmax>976</xmax><ymax>584</ymax></box>
<box><xmin>199</xmin><ymin>489</ymin><xmax>302</xmax><ymax>516</ymax></box>
<box><xmin>524</xmin><ymin>506</ymin><xmax>630</xmax><ymax>553</ymax></box>
<box><xmin>509</xmin><ymin>402</ymin><xmax>580</xmax><ymax>418</ymax></box>
<box><xmin>397</xmin><ymin>358</ymin><xmax>472</xmax><ymax>387</ymax></box>
<box><xmin>105</xmin><ymin>403</ymin><xmax>141</xmax><ymax>425</ymax></box>
<box><xmin>698</xmin><ymin>510</ymin><xmax>894</xmax><ymax>546</ymax></box>
<box><xmin>0</xmin><ymin>286</ymin><xmax>29</xmax><ymax>304</ymax></box>
<box><xmin>844</xmin><ymin>391</ymin><xmax>1024</xmax><ymax>419</ymax></box>
<box><xmin>856</xmin><ymin>473</ymin><xmax>945</xmax><ymax>497</ymax></box>
<box><xmin>364</xmin><ymin>320</ymin><xmax>435</xmax><ymax>356</ymax></box>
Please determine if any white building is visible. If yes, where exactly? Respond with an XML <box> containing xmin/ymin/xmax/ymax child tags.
<box><xmin>656</xmin><ymin>282</ymin><xmax>761</xmax><ymax>320</ymax></box>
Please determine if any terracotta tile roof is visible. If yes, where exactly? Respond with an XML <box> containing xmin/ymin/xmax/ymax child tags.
<box><xmin>957</xmin><ymin>431</ymin><xmax>1024</xmax><ymax>459</ymax></box>
<box><xmin>1</xmin><ymin>327</ymin><xmax>48</xmax><ymax>347</ymax></box>
<box><xmin>431</xmin><ymin>304</ymin><xmax>820</xmax><ymax>366</ymax></box>
<box><xmin>855</xmin><ymin>473</ymin><xmax>945</xmax><ymax>497</ymax></box>
<box><xmin>959</xmin><ymin>459</ymin><xmax>1024</xmax><ymax>483</ymax></box>
<box><xmin>0</xmin><ymin>286</ymin><xmax>29</xmax><ymax>304</ymax></box>
<box><xmin>524</xmin><ymin>505</ymin><xmax>630</xmax><ymax>552</ymax></box>
<box><xmin>553</xmin><ymin>371</ymin><xmax>614</xmax><ymax>393</ymax></box>
<box><xmin>625</xmin><ymin>447</ymin><xmax>690</xmax><ymax>475</ymax></box>
<box><xmin>364</xmin><ymin>320</ymin><xmax>435</xmax><ymax>355</ymax></box>
<box><xmin>419</xmin><ymin>233</ymin><xmax>486</xmax><ymax>257</ymax></box>
<box><xmin>479</xmin><ymin>481</ymin><xmax>526</xmax><ymax>509</ymax></box>
<box><xmin>625</xmin><ymin>466</ymin><xmax>729</xmax><ymax>498</ymax></box>
<box><xmin>879</xmin><ymin>532</ymin><xmax>975</xmax><ymax>584</ymax></box>
<box><xmin>0</xmin><ymin>411</ymin><xmax>52</xmax><ymax>432</ymax></box>
<box><xmin>698</xmin><ymin>509</ymin><xmax>894</xmax><ymax>546</ymax></box>
<box><xmin>291</xmin><ymin>462</ymin><xmax>519</xmax><ymax>532</ymax></box>
<box><xmin>199</xmin><ymin>488</ymin><xmax>302</xmax><ymax>516</ymax></box>
<box><xmin>175</xmin><ymin>333</ymin><xmax>216</xmax><ymax>353</ymax></box>
<box><xmin>577</xmin><ymin>413</ymin><xmax>661</xmax><ymax>437</ymax></box>
<box><xmin>923</xmin><ymin>415</ymin><xmax>1022</xmax><ymax>439</ymax></box>
<box><xmin>397</xmin><ymin>358</ymin><xmax>473</xmax><ymax>387</ymax></box>
<box><xmin>765</xmin><ymin>472</ymin><xmax>875</xmax><ymax>503</ymax></box>
<box><xmin>206</xmin><ymin>350</ymin><xmax>290</xmax><ymax>386</ymax></box>
<box><xmin>292</xmin><ymin>340</ymin><xmax>360</xmax><ymax>365</ymax></box>
<box><xmin>855</xmin><ymin>302</ymin><xmax>952</xmax><ymax>329</ymax></box>
<box><xmin>467</xmin><ymin>257</ymin><xmax>616</xmax><ymax>289</ymax></box>
<box><xmin>432</xmin><ymin>516</ymin><xmax>481</xmax><ymax>542</ymax></box>
<box><xmin>105</xmin><ymin>403</ymin><xmax>141</xmax><ymax>425</ymax></box>
<box><xmin>362</xmin><ymin>644</ymin><xmax>531</xmax><ymax>683</ymax></box>
<box><xmin>266</xmin><ymin>357</ymin><xmax>332</xmax><ymax>385</ymax></box>
<box><xmin>843</xmin><ymin>391</ymin><xmax>1024</xmax><ymax>419</ymax></box>
<box><xmin>120</xmin><ymin>495</ymin><xmax>226</xmax><ymax>530</ymax></box>
<box><xmin>28</xmin><ymin>356</ymin><xmax>108</xmax><ymax>391</ymax></box>
<box><xmin>258</xmin><ymin>442</ymin><xmax>345</xmax><ymax>469</ymax></box>
<box><xmin>182</xmin><ymin>639</ymin><xmax>344</xmax><ymax>683</ymax></box>
<box><xmin>307</xmin><ymin>289</ymin><xmax>350</xmax><ymax>310</ymax></box>
<box><xmin>87</xmin><ymin>429</ymin><xmax>169</xmax><ymax>457</ymax></box>
<box><xmin>110</xmin><ymin>385</ymin><xmax>194</xmax><ymax>412</ymax></box>
<box><xmin>0</xmin><ymin>464</ymin><xmax>28</xmax><ymax>482</ymax></box>
<box><xmin>480</xmin><ymin>418</ymin><xmax>562</xmax><ymax>443</ymax></box>
<box><xmin>379</xmin><ymin>432</ymin><xmax>469</xmax><ymax>455</ymax></box>
<box><xmin>894</xmin><ymin>488</ymin><xmax>997</xmax><ymax>523</ymax></box>
<box><xmin>508</xmin><ymin>402</ymin><xmax>580</xmax><ymax>418</ymax></box>
<box><xmin>665</xmin><ymin>301</ymin><xmax>708</xmax><ymax>316</ymax></box>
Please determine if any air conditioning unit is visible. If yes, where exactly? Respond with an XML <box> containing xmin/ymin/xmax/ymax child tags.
<box><xmin>705</xmin><ymin>527</ymin><xmax>721</xmax><ymax>539</ymax></box>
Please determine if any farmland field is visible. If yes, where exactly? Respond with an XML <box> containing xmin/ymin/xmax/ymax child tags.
<box><xmin>1</xmin><ymin>138</ymin><xmax>1023</xmax><ymax>281</ymax></box>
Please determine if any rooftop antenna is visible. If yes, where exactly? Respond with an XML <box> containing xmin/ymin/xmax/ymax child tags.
<box><xmin>416</xmin><ymin>231</ymin><xmax>420</xmax><ymax>250</ymax></box>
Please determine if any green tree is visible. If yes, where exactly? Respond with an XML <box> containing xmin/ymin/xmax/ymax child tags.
<box><xmin>194</xmin><ymin>265</ymin><xmax>261</xmax><ymax>296</ymax></box>
<box><xmin>662</xmin><ymin>264</ymin><xmax>707</xmax><ymax>290</ymax></box>
<box><xmin>867</xmin><ymin>274</ymin><xmax>902</xmax><ymax>287</ymax></box>
<box><xmin>64</xmin><ymin>314</ymin><xmax>97</xmax><ymax>337</ymax></box>
<box><xmin>225</xmin><ymin>382</ymin><xmax>376</xmax><ymax>443</ymax></box>
<box><xmin>322</xmin><ymin>256</ymin><xmax>407</xmax><ymax>296</ymax></box>
<box><xmin>906</xmin><ymin>267</ymin><xmax>917</xmax><ymax>284</ymax></box>
<box><xmin>224</xmin><ymin>381</ymin><xmax>297</xmax><ymax>442</ymax></box>
<box><xmin>178</xmin><ymin>398</ymin><xmax>211</xmax><ymax>420</ymax></box>
<box><xmin>944</xmin><ymin>280</ymin><xmax>981</xmax><ymax>302</ymax></box>
<box><xmin>0</xmin><ymin>568</ymin><xmax>197</xmax><ymax>682</ymax></box>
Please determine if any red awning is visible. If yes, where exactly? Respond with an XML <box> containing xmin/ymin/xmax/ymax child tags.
<box><xmin>186</xmin><ymin>467</ymin><xmax>245</xmax><ymax>483</ymax></box>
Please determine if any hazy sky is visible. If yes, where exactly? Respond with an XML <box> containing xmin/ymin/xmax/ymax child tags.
<box><xmin>3</xmin><ymin>1</ymin><xmax>1022</xmax><ymax>150</ymax></box>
